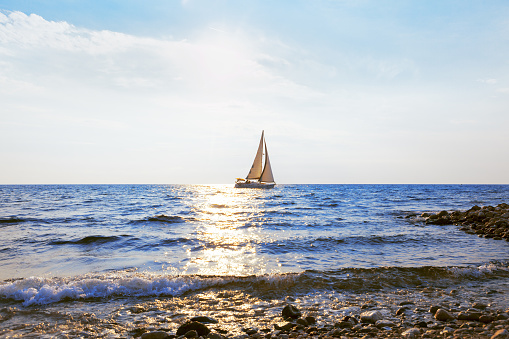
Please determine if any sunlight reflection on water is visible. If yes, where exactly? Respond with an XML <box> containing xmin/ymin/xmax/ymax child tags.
<box><xmin>179</xmin><ymin>185</ymin><xmax>272</xmax><ymax>276</ymax></box>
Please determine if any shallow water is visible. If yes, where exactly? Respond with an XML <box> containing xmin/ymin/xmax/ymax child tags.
<box><xmin>0</xmin><ymin>184</ymin><xmax>508</xmax><ymax>337</ymax></box>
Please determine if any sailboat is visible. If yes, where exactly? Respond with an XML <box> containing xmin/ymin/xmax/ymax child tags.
<box><xmin>235</xmin><ymin>131</ymin><xmax>276</xmax><ymax>188</ymax></box>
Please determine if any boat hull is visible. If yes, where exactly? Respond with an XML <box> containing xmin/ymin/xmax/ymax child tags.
<box><xmin>235</xmin><ymin>181</ymin><xmax>275</xmax><ymax>189</ymax></box>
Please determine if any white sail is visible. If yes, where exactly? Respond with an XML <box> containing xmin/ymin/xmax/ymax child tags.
<box><xmin>260</xmin><ymin>143</ymin><xmax>275</xmax><ymax>183</ymax></box>
<box><xmin>246</xmin><ymin>131</ymin><xmax>264</xmax><ymax>179</ymax></box>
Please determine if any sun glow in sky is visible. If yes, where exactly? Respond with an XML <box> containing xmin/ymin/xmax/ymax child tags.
<box><xmin>1</xmin><ymin>1</ymin><xmax>508</xmax><ymax>184</ymax></box>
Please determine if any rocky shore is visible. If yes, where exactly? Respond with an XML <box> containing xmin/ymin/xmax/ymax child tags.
<box><xmin>419</xmin><ymin>203</ymin><xmax>509</xmax><ymax>241</ymax></box>
<box><xmin>138</xmin><ymin>300</ymin><xmax>509</xmax><ymax>339</ymax></box>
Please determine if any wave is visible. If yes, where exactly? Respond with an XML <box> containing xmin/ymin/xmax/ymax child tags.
<box><xmin>0</xmin><ymin>217</ymin><xmax>26</xmax><ymax>224</ymax></box>
<box><xmin>50</xmin><ymin>235</ymin><xmax>129</xmax><ymax>245</ymax></box>
<box><xmin>132</xmin><ymin>214</ymin><xmax>187</xmax><ymax>224</ymax></box>
<box><xmin>1</xmin><ymin>263</ymin><xmax>507</xmax><ymax>306</ymax></box>
<box><xmin>0</xmin><ymin>262</ymin><xmax>509</xmax><ymax>306</ymax></box>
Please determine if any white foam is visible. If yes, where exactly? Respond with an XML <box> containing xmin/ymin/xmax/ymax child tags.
<box><xmin>0</xmin><ymin>272</ymin><xmax>233</xmax><ymax>306</ymax></box>
<box><xmin>447</xmin><ymin>262</ymin><xmax>508</xmax><ymax>278</ymax></box>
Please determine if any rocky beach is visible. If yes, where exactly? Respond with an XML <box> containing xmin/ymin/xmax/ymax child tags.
<box><xmin>134</xmin><ymin>290</ymin><xmax>509</xmax><ymax>339</ymax></box>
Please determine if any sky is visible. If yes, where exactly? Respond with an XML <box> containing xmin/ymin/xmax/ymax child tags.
<box><xmin>1</xmin><ymin>1</ymin><xmax>508</xmax><ymax>184</ymax></box>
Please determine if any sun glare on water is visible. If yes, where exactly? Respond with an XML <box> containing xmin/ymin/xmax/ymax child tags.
<box><xmin>180</xmin><ymin>185</ymin><xmax>270</xmax><ymax>276</ymax></box>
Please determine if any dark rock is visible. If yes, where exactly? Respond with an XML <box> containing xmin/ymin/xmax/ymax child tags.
<box><xmin>282</xmin><ymin>304</ymin><xmax>301</xmax><ymax>320</ymax></box>
<box><xmin>141</xmin><ymin>331</ymin><xmax>170</xmax><ymax>339</ymax></box>
<box><xmin>334</xmin><ymin>321</ymin><xmax>353</xmax><ymax>329</ymax></box>
<box><xmin>434</xmin><ymin>308</ymin><xmax>455</xmax><ymax>321</ymax></box>
<box><xmin>437</xmin><ymin>210</ymin><xmax>449</xmax><ymax>218</ymax></box>
<box><xmin>242</xmin><ymin>328</ymin><xmax>258</xmax><ymax>335</ymax></box>
<box><xmin>207</xmin><ymin>333</ymin><xmax>223</xmax><ymax>339</ymax></box>
<box><xmin>479</xmin><ymin>314</ymin><xmax>494</xmax><ymax>323</ymax></box>
<box><xmin>414</xmin><ymin>321</ymin><xmax>428</xmax><ymax>328</ymax></box>
<box><xmin>472</xmin><ymin>302</ymin><xmax>488</xmax><ymax>310</ymax></box>
<box><xmin>305</xmin><ymin>316</ymin><xmax>316</xmax><ymax>325</ymax></box>
<box><xmin>306</xmin><ymin>326</ymin><xmax>318</xmax><ymax>334</ymax></box>
<box><xmin>375</xmin><ymin>319</ymin><xmax>395</xmax><ymax>329</ymax></box>
<box><xmin>457</xmin><ymin>311</ymin><xmax>481</xmax><ymax>321</ymax></box>
<box><xmin>190</xmin><ymin>316</ymin><xmax>218</xmax><ymax>324</ymax></box>
<box><xmin>176</xmin><ymin>321</ymin><xmax>211</xmax><ymax>337</ymax></box>
<box><xmin>184</xmin><ymin>330</ymin><xmax>198</xmax><ymax>338</ymax></box>
<box><xmin>130</xmin><ymin>328</ymin><xmax>148</xmax><ymax>337</ymax></box>
<box><xmin>343</xmin><ymin>315</ymin><xmax>358</xmax><ymax>324</ymax></box>
<box><xmin>429</xmin><ymin>305</ymin><xmax>440</xmax><ymax>315</ymax></box>
<box><xmin>296</xmin><ymin>318</ymin><xmax>308</xmax><ymax>327</ymax></box>
<box><xmin>397</xmin><ymin>307</ymin><xmax>409</xmax><ymax>315</ymax></box>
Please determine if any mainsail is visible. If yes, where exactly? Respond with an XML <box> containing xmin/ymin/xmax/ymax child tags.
<box><xmin>246</xmin><ymin>131</ymin><xmax>265</xmax><ymax>180</ymax></box>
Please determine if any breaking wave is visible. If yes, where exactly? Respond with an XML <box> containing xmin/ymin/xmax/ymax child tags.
<box><xmin>1</xmin><ymin>262</ymin><xmax>507</xmax><ymax>306</ymax></box>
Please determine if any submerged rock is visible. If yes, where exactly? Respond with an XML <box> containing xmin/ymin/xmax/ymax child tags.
<box><xmin>176</xmin><ymin>321</ymin><xmax>211</xmax><ymax>337</ymax></box>
<box><xmin>281</xmin><ymin>304</ymin><xmax>301</xmax><ymax>320</ymax></box>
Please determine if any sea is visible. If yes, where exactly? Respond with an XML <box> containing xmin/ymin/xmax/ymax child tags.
<box><xmin>1</xmin><ymin>184</ymin><xmax>508</xmax><ymax>337</ymax></box>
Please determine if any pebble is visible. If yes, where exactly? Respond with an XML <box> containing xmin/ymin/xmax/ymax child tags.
<box><xmin>402</xmin><ymin>328</ymin><xmax>420</xmax><ymax>338</ymax></box>
<box><xmin>360</xmin><ymin>310</ymin><xmax>383</xmax><ymax>324</ymax></box>
<box><xmin>492</xmin><ymin>329</ymin><xmax>509</xmax><ymax>339</ymax></box>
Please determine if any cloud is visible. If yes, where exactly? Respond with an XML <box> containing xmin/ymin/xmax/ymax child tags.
<box><xmin>477</xmin><ymin>78</ymin><xmax>498</xmax><ymax>85</ymax></box>
<box><xmin>0</xmin><ymin>10</ymin><xmax>322</xmax><ymax>104</ymax></box>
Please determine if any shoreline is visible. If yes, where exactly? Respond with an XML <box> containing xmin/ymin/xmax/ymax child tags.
<box><xmin>2</xmin><ymin>280</ymin><xmax>509</xmax><ymax>338</ymax></box>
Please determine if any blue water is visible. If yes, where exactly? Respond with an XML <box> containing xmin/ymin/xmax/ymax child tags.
<box><xmin>1</xmin><ymin>184</ymin><xmax>508</xmax><ymax>282</ymax></box>
<box><xmin>1</xmin><ymin>184</ymin><xmax>509</xmax><ymax>336</ymax></box>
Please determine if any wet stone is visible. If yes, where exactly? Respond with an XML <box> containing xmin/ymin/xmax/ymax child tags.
<box><xmin>176</xmin><ymin>321</ymin><xmax>211</xmax><ymax>337</ymax></box>
<box><xmin>492</xmin><ymin>329</ymin><xmax>509</xmax><ymax>339</ymax></box>
<box><xmin>396</xmin><ymin>306</ymin><xmax>409</xmax><ymax>315</ymax></box>
<box><xmin>295</xmin><ymin>318</ymin><xmax>308</xmax><ymax>327</ymax></box>
<box><xmin>190</xmin><ymin>316</ymin><xmax>218</xmax><ymax>324</ymax></box>
<box><xmin>402</xmin><ymin>328</ymin><xmax>421</xmax><ymax>339</ymax></box>
<box><xmin>457</xmin><ymin>311</ymin><xmax>481</xmax><ymax>321</ymax></box>
<box><xmin>304</xmin><ymin>316</ymin><xmax>316</xmax><ymax>325</ymax></box>
<box><xmin>281</xmin><ymin>305</ymin><xmax>301</xmax><ymax>320</ymax></box>
<box><xmin>429</xmin><ymin>305</ymin><xmax>440</xmax><ymax>315</ymax></box>
<box><xmin>480</xmin><ymin>314</ymin><xmax>495</xmax><ymax>323</ymax></box>
<box><xmin>184</xmin><ymin>330</ymin><xmax>198</xmax><ymax>338</ymax></box>
<box><xmin>141</xmin><ymin>331</ymin><xmax>170</xmax><ymax>339</ymax></box>
<box><xmin>375</xmin><ymin>319</ymin><xmax>395</xmax><ymax>329</ymax></box>
<box><xmin>434</xmin><ymin>308</ymin><xmax>455</xmax><ymax>321</ymax></box>
<box><xmin>360</xmin><ymin>310</ymin><xmax>383</xmax><ymax>324</ymax></box>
